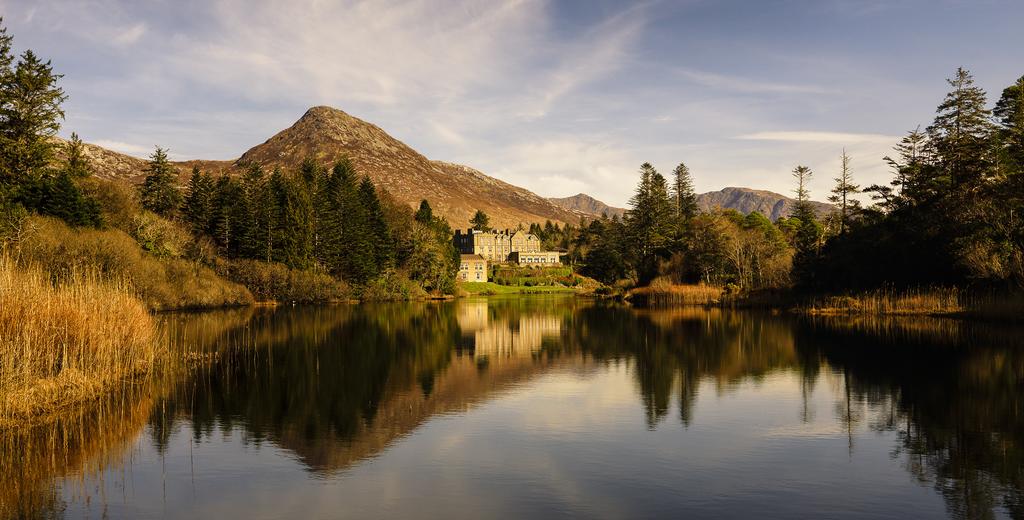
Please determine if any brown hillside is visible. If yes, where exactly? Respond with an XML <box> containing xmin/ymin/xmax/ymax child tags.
<box><xmin>234</xmin><ymin>106</ymin><xmax>580</xmax><ymax>228</ymax></box>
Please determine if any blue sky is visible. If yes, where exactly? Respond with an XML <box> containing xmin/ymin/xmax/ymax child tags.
<box><xmin>3</xmin><ymin>0</ymin><xmax>1023</xmax><ymax>206</ymax></box>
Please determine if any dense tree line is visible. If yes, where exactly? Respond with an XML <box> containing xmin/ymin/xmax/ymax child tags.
<box><xmin>809</xmin><ymin>68</ymin><xmax>1024</xmax><ymax>290</ymax></box>
<box><xmin>574</xmin><ymin>68</ymin><xmax>1024</xmax><ymax>294</ymax></box>
<box><xmin>572</xmin><ymin>161</ymin><xmax>793</xmax><ymax>289</ymax></box>
<box><xmin>166</xmin><ymin>156</ymin><xmax>459</xmax><ymax>292</ymax></box>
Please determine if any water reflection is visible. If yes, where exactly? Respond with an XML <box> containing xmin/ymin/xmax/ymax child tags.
<box><xmin>2</xmin><ymin>297</ymin><xmax>1023</xmax><ymax>519</ymax></box>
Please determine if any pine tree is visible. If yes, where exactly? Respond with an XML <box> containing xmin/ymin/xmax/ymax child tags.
<box><xmin>670</xmin><ymin>162</ymin><xmax>698</xmax><ymax>221</ymax></box>
<box><xmin>827</xmin><ymin>150</ymin><xmax>860</xmax><ymax>235</ymax></box>
<box><xmin>64</xmin><ymin>133</ymin><xmax>90</xmax><ymax>178</ymax></box>
<box><xmin>183</xmin><ymin>166</ymin><xmax>214</xmax><ymax>235</ymax></box>
<box><xmin>0</xmin><ymin>48</ymin><xmax>67</xmax><ymax>183</ymax></box>
<box><xmin>791</xmin><ymin>165</ymin><xmax>821</xmax><ymax>252</ymax></box>
<box><xmin>626</xmin><ymin>163</ymin><xmax>674</xmax><ymax>283</ymax></box>
<box><xmin>879</xmin><ymin>128</ymin><xmax>935</xmax><ymax>208</ymax></box>
<box><xmin>359</xmin><ymin>176</ymin><xmax>393</xmax><ymax>271</ymax></box>
<box><xmin>140</xmin><ymin>147</ymin><xmax>181</xmax><ymax>217</ymax></box>
<box><xmin>470</xmin><ymin>209</ymin><xmax>490</xmax><ymax>231</ymax></box>
<box><xmin>995</xmin><ymin>75</ymin><xmax>1024</xmax><ymax>174</ymax></box>
<box><xmin>415</xmin><ymin>199</ymin><xmax>433</xmax><ymax>223</ymax></box>
<box><xmin>926</xmin><ymin>67</ymin><xmax>994</xmax><ymax>192</ymax></box>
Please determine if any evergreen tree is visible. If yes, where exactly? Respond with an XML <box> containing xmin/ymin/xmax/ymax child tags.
<box><xmin>415</xmin><ymin>199</ymin><xmax>433</xmax><ymax>223</ymax></box>
<box><xmin>791</xmin><ymin>165</ymin><xmax>822</xmax><ymax>279</ymax></box>
<box><xmin>670</xmin><ymin>162</ymin><xmax>699</xmax><ymax>221</ymax></box>
<box><xmin>995</xmin><ymin>75</ymin><xmax>1024</xmax><ymax>174</ymax></box>
<box><xmin>359</xmin><ymin>176</ymin><xmax>393</xmax><ymax>271</ymax></box>
<box><xmin>879</xmin><ymin>128</ymin><xmax>934</xmax><ymax>208</ymax></box>
<box><xmin>183</xmin><ymin>166</ymin><xmax>214</xmax><ymax>235</ymax></box>
<box><xmin>0</xmin><ymin>48</ymin><xmax>66</xmax><ymax>183</ymax></box>
<box><xmin>827</xmin><ymin>150</ymin><xmax>860</xmax><ymax>235</ymax></box>
<box><xmin>140</xmin><ymin>147</ymin><xmax>181</xmax><ymax>217</ymax></box>
<box><xmin>64</xmin><ymin>133</ymin><xmax>90</xmax><ymax>178</ymax></box>
<box><xmin>626</xmin><ymin>163</ymin><xmax>674</xmax><ymax>283</ymax></box>
<box><xmin>241</xmin><ymin>163</ymin><xmax>271</xmax><ymax>258</ymax></box>
<box><xmin>926</xmin><ymin>67</ymin><xmax>994</xmax><ymax>192</ymax></box>
<box><xmin>470</xmin><ymin>209</ymin><xmax>490</xmax><ymax>231</ymax></box>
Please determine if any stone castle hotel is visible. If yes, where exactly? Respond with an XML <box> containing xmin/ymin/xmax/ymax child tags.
<box><xmin>455</xmin><ymin>228</ymin><xmax>561</xmax><ymax>281</ymax></box>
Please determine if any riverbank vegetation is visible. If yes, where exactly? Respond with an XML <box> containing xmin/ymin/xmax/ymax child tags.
<box><xmin>0</xmin><ymin>256</ymin><xmax>159</xmax><ymax>422</ymax></box>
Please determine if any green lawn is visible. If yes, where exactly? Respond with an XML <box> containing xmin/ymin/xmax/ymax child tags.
<box><xmin>460</xmin><ymin>282</ymin><xmax>576</xmax><ymax>295</ymax></box>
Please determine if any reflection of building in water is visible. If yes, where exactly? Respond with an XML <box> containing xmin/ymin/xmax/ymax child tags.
<box><xmin>456</xmin><ymin>301</ymin><xmax>562</xmax><ymax>358</ymax></box>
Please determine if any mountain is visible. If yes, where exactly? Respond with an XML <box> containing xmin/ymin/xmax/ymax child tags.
<box><xmin>696</xmin><ymin>187</ymin><xmax>832</xmax><ymax>221</ymax></box>
<box><xmin>549</xmin><ymin>187</ymin><xmax>832</xmax><ymax>222</ymax></box>
<box><xmin>234</xmin><ymin>106</ymin><xmax>580</xmax><ymax>228</ymax></box>
<box><xmin>547</xmin><ymin>193</ymin><xmax>627</xmax><ymax>219</ymax></box>
<box><xmin>80</xmin><ymin>106</ymin><xmax>581</xmax><ymax>228</ymax></box>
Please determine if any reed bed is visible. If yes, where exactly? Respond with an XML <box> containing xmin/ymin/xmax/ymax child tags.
<box><xmin>0</xmin><ymin>256</ymin><xmax>159</xmax><ymax>422</ymax></box>
<box><xmin>628</xmin><ymin>278</ymin><xmax>725</xmax><ymax>307</ymax></box>
<box><xmin>802</xmin><ymin>287</ymin><xmax>1024</xmax><ymax>319</ymax></box>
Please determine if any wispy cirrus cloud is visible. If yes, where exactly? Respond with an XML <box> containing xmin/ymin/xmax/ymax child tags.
<box><xmin>736</xmin><ymin>131</ymin><xmax>899</xmax><ymax>144</ymax></box>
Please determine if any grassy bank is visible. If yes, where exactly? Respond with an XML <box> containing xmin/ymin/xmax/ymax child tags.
<box><xmin>460</xmin><ymin>281</ymin><xmax>577</xmax><ymax>296</ymax></box>
<box><xmin>800</xmin><ymin>287</ymin><xmax>1024</xmax><ymax>320</ymax></box>
<box><xmin>15</xmin><ymin>216</ymin><xmax>253</xmax><ymax>310</ymax></box>
<box><xmin>0</xmin><ymin>257</ymin><xmax>160</xmax><ymax>423</ymax></box>
<box><xmin>626</xmin><ymin>278</ymin><xmax>726</xmax><ymax>307</ymax></box>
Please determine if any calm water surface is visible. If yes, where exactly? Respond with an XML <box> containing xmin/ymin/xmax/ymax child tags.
<box><xmin>3</xmin><ymin>296</ymin><xmax>1023</xmax><ymax>519</ymax></box>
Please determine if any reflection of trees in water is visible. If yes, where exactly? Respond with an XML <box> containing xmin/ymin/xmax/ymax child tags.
<box><xmin>563</xmin><ymin>306</ymin><xmax>801</xmax><ymax>429</ymax></box>
<box><xmin>797</xmin><ymin>317</ymin><xmax>1024</xmax><ymax>519</ymax></box>
<box><xmin>7</xmin><ymin>299</ymin><xmax>1024</xmax><ymax>519</ymax></box>
<box><xmin>153</xmin><ymin>303</ymin><xmax>461</xmax><ymax>468</ymax></box>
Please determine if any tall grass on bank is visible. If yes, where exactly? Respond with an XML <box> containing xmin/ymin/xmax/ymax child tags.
<box><xmin>627</xmin><ymin>278</ymin><xmax>725</xmax><ymax>307</ymax></box>
<box><xmin>15</xmin><ymin>216</ymin><xmax>253</xmax><ymax>310</ymax></box>
<box><xmin>802</xmin><ymin>287</ymin><xmax>1024</xmax><ymax>319</ymax></box>
<box><xmin>0</xmin><ymin>257</ymin><xmax>159</xmax><ymax>421</ymax></box>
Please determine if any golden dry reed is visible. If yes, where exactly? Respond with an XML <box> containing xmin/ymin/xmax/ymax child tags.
<box><xmin>803</xmin><ymin>287</ymin><xmax>1024</xmax><ymax>319</ymax></box>
<box><xmin>628</xmin><ymin>278</ymin><xmax>725</xmax><ymax>306</ymax></box>
<box><xmin>0</xmin><ymin>256</ymin><xmax>159</xmax><ymax>422</ymax></box>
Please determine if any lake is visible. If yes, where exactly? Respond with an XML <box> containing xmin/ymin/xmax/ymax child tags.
<box><xmin>3</xmin><ymin>295</ymin><xmax>1022</xmax><ymax>519</ymax></box>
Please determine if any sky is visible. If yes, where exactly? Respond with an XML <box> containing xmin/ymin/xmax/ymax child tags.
<box><xmin>2</xmin><ymin>0</ymin><xmax>1023</xmax><ymax>206</ymax></box>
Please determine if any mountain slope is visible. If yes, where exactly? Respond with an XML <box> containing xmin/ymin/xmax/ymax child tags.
<box><xmin>234</xmin><ymin>106</ymin><xmax>580</xmax><ymax>228</ymax></box>
<box><xmin>697</xmin><ymin>187</ymin><xmax>832</xmax><ymax>221</ymax></box>
<box><xmin>549</xmin><ymin>187</ymin><xmax>832</xmax><ymax>221</ymax></box>
<box><xmin>547</xmin><ymin>193</ymin><xmax>626</xmax><ymax>219</ymax></box>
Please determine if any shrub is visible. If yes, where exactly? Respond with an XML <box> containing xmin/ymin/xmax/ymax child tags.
<box><xmin>361</xmin><ymin>270</ymin><xmax>428</xmax><ymax>301</ymax></box>
<box><xmin>215</xmin><ymin>258</ymin><xmax>351</xmax><ymax>303</ymax></box>
<box><xmin>16</xmin><ymin>216</ymin><xmax>252</xmax><ymax>310</ymax></box>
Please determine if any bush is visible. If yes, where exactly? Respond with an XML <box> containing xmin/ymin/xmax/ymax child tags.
<box><xmin>361</xmin><ymin>270</ymin><xmax>428</xmax><ymax>301</ymax></box>
<box><xmin>17</xmin><ymin>216</ymin><xmax>252</xmax><ymax>310</ymax></box>
<box><xmin>215</xmin><ymin>258</ymin><xmax>351</xmax><ymax>303</ymax></box>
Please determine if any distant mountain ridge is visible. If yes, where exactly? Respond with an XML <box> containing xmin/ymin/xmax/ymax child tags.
<box><xmin>77</xmin><ymin>106</ymin><xmax>581</xmax><ymax>228</ymax></box>
<box><xmin>72</xmin><ymin>106</ymin><xmax>830</xmax><ymax>227</ymax></box>
<box><xmin>547</xmin><ymin>187</ymin><xmax>832</xmax><ymax>221</ymax></box>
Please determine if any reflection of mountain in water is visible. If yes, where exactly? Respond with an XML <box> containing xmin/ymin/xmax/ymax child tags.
<box><xmin>156</xmin><ymin>300</ymin><xmax>575</xmax><ymax>475</ymax></box>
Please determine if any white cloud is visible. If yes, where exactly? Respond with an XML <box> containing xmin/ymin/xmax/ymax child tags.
<box><xmin>91</xmin><ymin>139</ymin><xmax>152</xmax><ymax>157</ymax></box>
<box><xmin>676</xmin><ymin>68</ymin><xmax>836</xmax><ymax>95</ymax></box>
<box><xmin>736</xmin><ymin>131</ymin><xmax>899</xmax><ymax>144</ymax></box>
<box><xmin>112</xmin><ymin>22</ymin><xmax>145</xmax><ymax>46</ymax></box>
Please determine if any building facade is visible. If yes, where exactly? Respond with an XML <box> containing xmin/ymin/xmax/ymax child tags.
<box><xmin>454</xmin><ymin>229</ymin><xmax>543</xmax><ymax>262</ymax></box>
<box><xmin>509</xmin><ymin>251</ymin><xmax>561</xmax><ymax>266</ymax></box>
<box><xmin>458</xmin><ymin>254</ymin><xmax>488</xmax><ymax>282</ymax></box>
